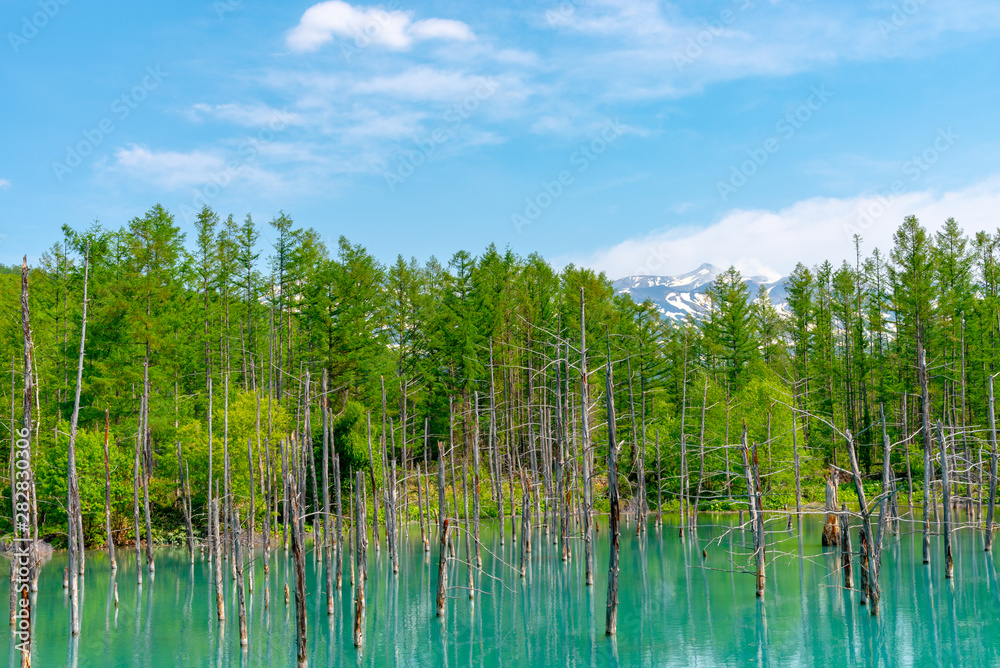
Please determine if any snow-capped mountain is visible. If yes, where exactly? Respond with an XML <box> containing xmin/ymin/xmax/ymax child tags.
<box><xmin>614</xmin><ymin>263</ymin><xmax>789</xmax><ymax>321</ymax></box>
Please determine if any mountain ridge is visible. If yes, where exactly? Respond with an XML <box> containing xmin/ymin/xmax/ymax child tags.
<box><xmin>614</xmin><ymin>263</ymin><xmax>789</xmax><ymax>321</ymax></box>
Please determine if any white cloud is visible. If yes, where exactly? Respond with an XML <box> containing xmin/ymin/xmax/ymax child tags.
<box><xmin>111</xmin><ymin>145</ymin><xmax>226</xmax><ymax>189</ymax></box>
<box><xmin>353</xmin><ymin>67</ymin><xmax>489</xmax><ymax>100</ymax></box>
<box><xmin>0</xmin><ymin>179</ymin><xmax>10</xmax><ymax>190</ymax></box>
<box><xmin>563</xmin><ymin>175</ymin><xmax>1000</xmax><ymax>280</ymax></box>
<box><xmin>190</xmin><ymin>103</ymin><xmax>302</xmax><ymax>128</ymax></box>
<box><xmin>408</xmin><ymin>18</ymin><xmax>475</xmax><ymax>43</ymax></box>
<box><xmin>108</xmin><ymin>145</ymin><xmax>281</xmax><ymax>190</ymax></box>
<box><xmin>286</xmin><ymin>1</ymin><xmax>473</xmax><ymax>53</ymax></box>
<box><xmin>543</xmin><ymin>0</ymin><xmax>1000</xmax><ymax>100</ymax></box>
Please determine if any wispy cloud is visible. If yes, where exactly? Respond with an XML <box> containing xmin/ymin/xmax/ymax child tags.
<box><xmin>562</xmin><ymin>174</ymin><xmax>1000</xmax><ymax>279</ymax></box>
<box><xmin>0</xmin><ymin>179</ymin><xmax>10</xmax><ymax>190</ymax></box>
<box><xmin>353</xmin><ymin>67</ymin><xmax>495</xmax><ymax>101</ymax></box>
<box><xmin>107</xmin><ymin>144</ymin><xmax>284</xmax><ymax>191</ymax></box>
<box><xmin>286</xmin><ymin>1</ymin><xmax>474</xmax><ymax>53</ymax></box>
<box><xmin>542</xmin><ymin>0</ymin><xmax>1000</xmax><ymax>100</ymax></box>
<box><xmin>189</xmin><ymin>103</ymin><xmax>302</xmax><ymax>128</ymax></box>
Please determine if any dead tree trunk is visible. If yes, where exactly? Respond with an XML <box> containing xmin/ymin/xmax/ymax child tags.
<box><xmin>15</xmin><ymin>257</ymin><xmax>37</xmax><ymax>668</ymax></box>
<box><xmin>841</xmin><ymin>503</ymin><xmax>853</xmax><ymax>589</ymax></box>
<box><xmin>937</xmin><ymin>422</ymin><xmax>954</xmax><ymax>579</ymax></box>
<box><xmin>366</xmin><ymin>412</ymin><xmax>380</xmax><ymax>553</ymax></box>
<box><xmin>234</xmin><ymin>510</ymin><xmax>248</xmax><ymax>647</ymax></box>
<box><xmin>655</xmin><ymin>431</ymin><xmax>662</xmax><ymax>526</ymax></box>
<box><xmin>416</xmin><ymin>462</ymin><xmax>428</xmax><ymax>552</ymax></box>
<box><xmin>66</xmin><ymin>245</ymin><xmax>89</xmax><ymax>636</ymax></box>
<box><xmin>184</xmin><ymin>460</ymin><xmax>194</xmax><ymax>563</ymax></box>
<box><xmin>988</xmin><ymin>375</ymin><xmax>998</xmax><ymax>552</ymax></box>
<box><xmin>321</xmin><ymin>374</ymin><xmax>333</xmax><ymax>614</ymax></box>
<box><xmin>605</xmin><ymin>361</ymin><xmax>621</xmax><ymax>636</ymax></box>
<box><xmin>792</xmin><ymin>408</ymin><xmax>802</xmax><ymax>520</ymax></box>
<box><xmin>472</xmin><ymin>394</ymin><xmax>482</xmax><ymax>568</ymax></box>
<box><xmin>133</xmin><ymin>428</ymin><xmax>143</xmax><ymax>586</ymax></box>
<box><xmin>290</xmin><ymin>473</ymin><xmax>308</xmax><ymax>667</ymax></box>
<box><xmin>579</xmin><ymin>288</ymin><xmax>594</xmax><ymax>586</ymax></box>
<box><xmin>462</xmin><ymin>462</ymin><xmax>474</xmax><ymax>598</ymax></box>
<box><xmin>354</xmin><ymin>470</ymin><xmax>366</xmax><ymax>647</ymax></box>
<box><xmin>141</xmin><ymin>363</ymin><xmax>155</xmax><ymax>573</ymax></box>
<box><xmin>519</xmin><ymin>473</ymin><xmax>531</xmax><ymax>578</ymax></box>
<box><xmin>435</xmin><ymin>439</ymin><xmax>450</xmax><ymax>618</ymax></box>
<box><xmin>213</xmin><ymin>491</ymin><xmax>225</xmax><ymax>621</ymax></box>
<box><xmin>334</xmin><ymin>456</ymin><xmax>343</xmax><ymax>590</ymax></box>
<box><xmin>103</xmin><ymin>410</ymin><xmax>116</xmax><ymax>571</ymax></box>
<box><xmin>490</xmin><ymin>340</ymin><xmax>504</xmax><ymax>546</ymax></box>
<box><xmin>846</xmin><ymin>430</ymin><xmax>880</xmax><ymax>613</ymax></box>
<box><xmin>822</xmin><ymin>476</ymin><xmax>840</xmax><ymax>546</ymax></box>
<box><xmin>740</xmin><ymin>423</ymin><xmax>765</xmax><ymax>597</ymax></box>
<box><xmin>919</xmin><ymin>343</ymin><xmax>932</xmax><ymax>564</ymax></box>
<box><xmin>246</xmin><ymin>436</ymin><xmax>255</xmax><ymax>592</ymax></box>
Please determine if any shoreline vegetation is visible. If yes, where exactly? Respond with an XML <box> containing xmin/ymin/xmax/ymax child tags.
<box><xmin>3</xmin><ymin>205</ymin><xmax>1000</xmax><ymax>661</ymax></box>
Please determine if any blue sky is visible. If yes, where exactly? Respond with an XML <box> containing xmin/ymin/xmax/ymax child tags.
<box><xmin>3</xmin><ymin>0</ymin><xmax>1000</xmax><ymax>278</ymax></box>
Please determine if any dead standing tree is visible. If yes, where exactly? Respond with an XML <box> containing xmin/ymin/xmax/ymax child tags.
<box><xmin>66</xmin><ymin>243</ymin><xmax>90</xmax><ymax>637</ymax></box>
<box><xmin>987</xmin><ymin>375</ymin><xmax>999</xmax><ymax>552</ymax></box>
<box><xmin>579</xmin><ymin>288</ymin><xmax>595</xmax><ymax>586</ymax></box>
<box><xmin>605</xmin><ymin>360</ymin><xmax>621</xmax><ymax>636</ymax></box>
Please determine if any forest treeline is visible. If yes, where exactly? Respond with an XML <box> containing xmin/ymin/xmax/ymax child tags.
<box><xmin>0</xmin><ymin>205</ymin><xmax>991</xmax><ymax>546</ymax></box>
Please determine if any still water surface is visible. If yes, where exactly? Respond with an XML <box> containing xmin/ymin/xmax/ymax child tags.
<box><xmin>6</xmin><ymin>513</ymin><xmax>1000</xmax><ymax>667</ymax></box>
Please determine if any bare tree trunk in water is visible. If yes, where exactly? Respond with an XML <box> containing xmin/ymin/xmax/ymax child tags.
<box><xmin>605</xmin><ymin>362</ymin><xmax>621</xmax><ymax>636</ymax></box>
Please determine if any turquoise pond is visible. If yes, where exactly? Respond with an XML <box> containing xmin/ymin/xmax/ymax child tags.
<box><xmin>5</xmin><ymin>512</ymin><xmax>1000</xmax><ymax>667</ymax></box>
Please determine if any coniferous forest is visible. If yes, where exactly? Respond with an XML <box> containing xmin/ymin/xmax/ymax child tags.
<box><xmin>6</xmin><ymin>204</ymin><xmax>1000</xmax><ymax>662</ymax></box>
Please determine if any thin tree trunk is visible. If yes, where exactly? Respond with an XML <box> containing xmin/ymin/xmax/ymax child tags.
<box><xmin>490</xmin><ymin>340</ymin><xmax>504</xmax><ymax>546</ymax></box>
<box><xmin>213</xmin><ymin>488</ymin><xmax>224</xmax><ymax>621</ymax></box>
<box><xmin>919</xmin><ymin>343</ymin><xmax>932</xmax><ymax>564</ymax></box>
<box><xmin>246</xmin><ymin>436</ymin><xmax>255</xmax><ymax>592</ymax></box>
<box><xmin>988</xmin><ymin>375</ymin><xmax>999</xmax><ymax>552</ymax></box>
<box><xmin>937</xmin><ymin>422</ymin><xmax>954</xmax><ymax>579</ymax></box>
<box><xmin>133</xmin><ymin>425</ymin><xmax>143</xmax><ymax>587</ymax></box>
<box><xmin>103</xmin><ymin>410</ymin><xmax>116</xmax><ymax>571</ymax></box>
<box><xmin>416</xmin><ymin>462</ymin><xmax>428</xmax><ymax>552</ymax></box>
<box><xmin>846</xmin><ymin>429</ymin><xmax>879</xmax><ymax>613</ymax></box>
<box><xmin>321</xmin><ymin>373</ymin><xmax>333</xmax><ymax>614</ymax></box>
<box><xmin>184</xmin><ymin>461</ymin><xmax>194</xmax><ymax>563</ymax></box>
<box><xmin>354</xmin><ymin>471</ymin><xmax>366</xmax><ymax>647</ymax></box>
<box><xmin>142</xmin><ymin>362</ymin><xmax>154</xmax><ymax>573</ymax></box>
<box><xmin>66</xmin><ymin>245</ymin><xmax>89</xmax><ymax>638</ymax></box>
<box><xmin>579</xmin><ymin>288</ymin><xmax>594</xmax><ymax>585</ymax></box>
<box><xmin>366</xmin><ymin>412</ymin><xmax>380</xmax><ymax>552</ymax></box>
<box><xmin>290</xmin><ymin>474</ymin><xmax>308</xmax><ymax>667</ymax></box>
<box><xmin>207</xmin><ymin>377</ymin><xmax>214</xmax><ymax>561</ymax></box>
<box><xmin>840</xmin><ymin>503</ymin><xmax>853</xmax><ymax>589</ymax></box>
<box><xmin>334</xmin><ymin>455</ymin><xmax>343</xmax><ymax>590</ymax></box>
<box><xmin>605</xmin><ymin>361</ymin><xmax>621</xmax><ymax>636</ymax></box>
<box><xmin>234</xmin><ymin>510</ymin><xmax>248</xmax><ymax>647</ymax></box>
<box><xmin>16</xmin><ymin>257</ymin><xmax>37</xmax><ymax>668</ymax></box>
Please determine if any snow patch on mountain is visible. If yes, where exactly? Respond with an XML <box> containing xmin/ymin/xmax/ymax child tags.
<box><xmin>614</xmin><ymin>263</ymin><xmax>788</xmax><ymax>321</ymax></box>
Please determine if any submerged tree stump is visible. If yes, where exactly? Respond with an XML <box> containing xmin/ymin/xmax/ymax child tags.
<box><xmin>822</xmin><ymin>476</ymin><xmax>841</xmax><ymax>547</ymax></box>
